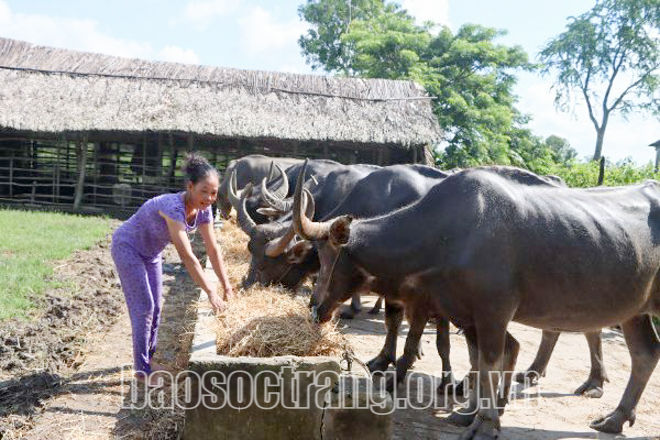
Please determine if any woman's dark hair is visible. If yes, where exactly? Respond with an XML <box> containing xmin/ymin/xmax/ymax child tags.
<box><xmin>182</xmin><ymin>152</ymin><xmax>219</xmax><ymax>184</ymax></box>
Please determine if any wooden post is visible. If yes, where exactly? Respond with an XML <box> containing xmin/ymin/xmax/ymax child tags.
<box><xmin>655</xmin><ymin>147</ymin><xmax>660</xmax><ymax>172</ymax></box>
<box><xmin>142</xmin><ymin>134</ymin><xmax>147</xmax><ymax>183</ymax></box>
<box><xmin>377</xmin><ymin>149</ymin><xmax>385</xmax><ymax>165</ymax></box>
<box><xmin>412</xmin><ymin>146</ymin><xmax>418</xmax><ymax>164</ymax></box>
<box><xmin>9</xmin><ymin>157</ymin><xmax>13</xmax><ymax>198</ymax></box>
<box><xmin>55</xmin><ymin>164</ymin><xmax>60</xmax><ymax>204</ymax></box>
<box><xmin>188</xmin><ymin>133</ymin><xmax>195</xmax><ymax>151</ymax></box>
<box><xmin>73</xmin><ymin>137</ymin><xmax>88</xmax><ymax>210</ymax></box>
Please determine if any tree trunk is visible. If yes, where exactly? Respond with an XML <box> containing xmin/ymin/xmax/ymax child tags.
<box><xmin>592</xmin><ymin>114</ymin><xmax>609</xmax><ymax>161</ymax></box>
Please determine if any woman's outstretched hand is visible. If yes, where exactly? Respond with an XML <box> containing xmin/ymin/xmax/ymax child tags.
<box><xmin>207</xmin><ymin>292</ymin><xmax>226</xmax><ymax>313</ymax></box>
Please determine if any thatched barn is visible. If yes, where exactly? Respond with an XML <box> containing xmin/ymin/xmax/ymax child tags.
<box><xmin>0</xmin><ymin>37</ymin><xmax>442</xmax><ymax>216</ymax></box>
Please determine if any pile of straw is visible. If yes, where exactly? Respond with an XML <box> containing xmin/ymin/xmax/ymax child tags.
<box><xmin>215</xmin><ymin>217</ymin><xmax>349</xmax><ymax>358</ymax></box>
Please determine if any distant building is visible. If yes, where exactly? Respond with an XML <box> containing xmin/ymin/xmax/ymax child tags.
<box><xmin>0</xmin><ymin>37</ymin><xmax>442</xmax><ymax>216</ymax></box>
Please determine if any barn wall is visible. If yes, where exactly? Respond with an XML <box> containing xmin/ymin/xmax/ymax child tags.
<box><xmin>0</xmin><ymin>131</ymin><xmax>427</xmax><ymax>217</ymax></box>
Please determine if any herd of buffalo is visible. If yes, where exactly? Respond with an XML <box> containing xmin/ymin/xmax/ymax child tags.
<box><xmin>216</xmin><ymin>154</ymin><xmax>659</xmax><ymax>439</ymax></box>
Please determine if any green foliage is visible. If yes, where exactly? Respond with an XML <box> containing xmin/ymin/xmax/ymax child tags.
<box><xmin>0</xmin><ymin>209</ymin><xmax>114</xmax><ymax>320</ymax></box>
<box><xmin>298</xmin><ymin>0</ymin><xmax>389</xmax><ymax>75</ymax></box>
<box><xmin>546</xmin><ymin>159</ymin><xmax>658</xmax><ymax>188</ymax></box>
<box><xmin>298</xmin><ymin>0</ymin><xmax>552</xmax><ymax>169</ymax></box>
<box><xmin>540</xmin><ymin>0</ymin><xmax>660</xmax><ymax>160</ymax></box>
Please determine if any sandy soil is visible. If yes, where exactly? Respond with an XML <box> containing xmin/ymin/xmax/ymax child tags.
<box><xmin>341</xmin><ymin>295</ymin><xmax>660</xmax><ymax>440</ymax></box>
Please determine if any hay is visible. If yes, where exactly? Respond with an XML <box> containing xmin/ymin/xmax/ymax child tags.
<box><xmin>215</xmin><ymin>218</ymin><xmax>349</xmax><ymax>358</ymax></box>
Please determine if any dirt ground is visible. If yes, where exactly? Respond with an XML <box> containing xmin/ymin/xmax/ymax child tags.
<box><xmin>342</xmin><ymin>296</ymin><xmax>660</xmax><ymax>440</ymax></box>
<box><xmin>1</xmin><ymin>215</ymin><xmax>659</xmax><ymax>440</ymax></box>
<box><xmin>0</xmin><ymin>222</ymin><xmax>202</xmax><ymax>440</ymax></box>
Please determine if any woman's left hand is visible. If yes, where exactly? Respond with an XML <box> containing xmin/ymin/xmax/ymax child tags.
<box><xmin>223</xmin><ymin>285</ymin><xmax>235</xmax><ymax>301</ymax></box>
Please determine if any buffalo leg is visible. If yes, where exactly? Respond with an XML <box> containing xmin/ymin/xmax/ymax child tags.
<box><xmin>590</xmin><ymin>315</ymin><xmax>660</xmax><ymax>433</ymax></box>
<box><xmin>447</xmin><ymin>327</ymin><xmax>479</xmax><ymax>427</ymax></box>
<box><xmin>367</xmin><ymin>301</ymin><xmax>403</xmax><ymax>373</ymax></box>
<box><xmin>436</xmin><ymin>317</ymin><xmax>458</xmax><ymax>391</ymax></box>
<box><xmin>339</xmin><ymin>293</ymin><xmax>362</xmax><ymax>319</ymax></box>
<box><xmin>457</xmin><ymin>322</ymin><xmax>508</xmax><ymax>440</ymax></box>
<box><xmin>515</xmin><ymin>330</ymin><xmax>560</xmax><ymax>385</ymax></box>
<box><xmin>497</xmin><ymin>332</ymin><xmax>520</xmax><ymax>412</ymax></box>
<box><xmin>574</xmin><ymin>330</ymin><xmax>609</xmax><ymax>398</ymax></box>
<box><xmin>387</xmin><ymin>306</ymin><xmax>428</xmax><ymax>391</ymax></box>
<box><xmin>368</xmin><ymin>296</ymin><xmax>384</xmax><ymax>315</ymax></box>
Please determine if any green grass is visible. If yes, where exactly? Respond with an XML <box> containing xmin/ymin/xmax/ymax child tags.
<box><xmin>0</xmin><ymin>209</ymin><xmax>115</xmax><ymax>321</ymax></box>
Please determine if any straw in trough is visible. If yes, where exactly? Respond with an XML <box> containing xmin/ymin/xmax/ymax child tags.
<box><xmin>214</xmin><ymin>217</ymin><xmax>349</xmax><ymax>358</ymax></box>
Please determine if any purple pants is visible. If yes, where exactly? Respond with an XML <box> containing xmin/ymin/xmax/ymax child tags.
<box><xmin>111</xmin><ymin>240</ymin><xmax>163</xmax><ymax>375</ymax></box>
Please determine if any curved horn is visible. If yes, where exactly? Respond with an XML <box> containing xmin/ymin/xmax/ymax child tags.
<box><xmin>268</xmin><ymin>164</ymin><xmax>289</xmax><ymax>199</ymax></box>
<box><xmin>261</xmin><ymin>176</ymin><xmax>293</xmax><ymax>212</ymax></box>
<box><xmin>264</xmin><ymin>189</ymin><xmax>315</xmax><ymax>257</ymax></box>
<box><xmin>292</xmin><ymin>159</ymin><xmax>329</xmax><ymax>240</ymax></box>
<box><xmin>227</xmin><ymin>171</ymin><xmax>256</xmax><ymax>234</ymax></box>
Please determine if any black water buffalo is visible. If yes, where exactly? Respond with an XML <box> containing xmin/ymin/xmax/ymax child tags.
<box><xmin>217</xmin><ymin>155</ymin><xmax>302</xmax><ymax>219</ymax></box>
<box><xmin>295</xmin><ymin>164</ymin><xmax>660</xmax><ymax>437</ymax></box>
<box><xmin>228</xmin><ymin>162</ymin><xmax>379</xmax><ymax>289</ymax></box>
<box><xmin>237</xmin><ymin>159</ymin><xmax>348</xmax><ymax>225</ymax></box>
<box><xmin>293</xmin><ymin>161</ymin><xmax>607</xmax><ymax>397</ymax></box>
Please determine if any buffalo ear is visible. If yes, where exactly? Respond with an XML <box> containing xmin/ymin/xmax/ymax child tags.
<box><xmin>286</xmin><ymin>241</ymin><xmax>314</xmax><ymax>264</ymax></box>
<box><xmin>329</xmin><ymin>216</ymin><xmax>353</xmax><ymax>246</ymax></box>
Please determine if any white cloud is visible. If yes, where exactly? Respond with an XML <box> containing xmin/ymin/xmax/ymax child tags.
<box><xmin>238</xmin><ymin>6</ymin><xmax>308</xmax><ymax>56</ymax></box>
<box><xmin>158</xmin><ymin>45</ymin><xmax>200</xmax><ymax>64</ymax></box>
<box><xmin>401</xmin><ymin>0</ymin><xmax>450</xmax><ymax>27</ymax></box>
<box><xmin>183</xmin><ymin>0</ymin><xmax>239</xmax><ymax>30</ymax></box>
<box><xmin>0</xmin><ymin>0</ymin><xmax>151</xmax><ymax>58</ymax></box>
<box><xmin>0</xmin><ymin>0</ymin><xmax>200</xmax><ymax>66</ymax></box>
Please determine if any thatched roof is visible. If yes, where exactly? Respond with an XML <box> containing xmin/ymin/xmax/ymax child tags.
<box><xmin>0</xmin><ymin>37</ymin><xmax>441</xmax><ymax>147</ymax></box>
<box><xmin>650</xmin><ymin>139</ymin><xmax>660</xmax><ymax>148</ymax></box>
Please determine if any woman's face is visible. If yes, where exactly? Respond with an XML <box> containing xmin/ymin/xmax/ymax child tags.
<box><xmin>187</xmin><ymin>174</ymin><xmax>219</xmax><ymax>210</ymax></box>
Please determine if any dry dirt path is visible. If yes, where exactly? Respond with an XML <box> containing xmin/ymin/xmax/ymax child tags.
<box><xmin>342</xmin><ymin>295</ymin><xmax>660</xmax><ymax>440</ymax></box>
<box><xmin>1</xmin><ymin>243</ymin><xmax>200</xmax><ymax>440</ymax></box>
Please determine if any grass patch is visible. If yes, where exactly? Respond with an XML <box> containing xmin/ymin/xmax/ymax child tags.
<box><xmin>0</xmin><ymin>209</ymin><xmax>116</xmax><ymax>321</ymax></box>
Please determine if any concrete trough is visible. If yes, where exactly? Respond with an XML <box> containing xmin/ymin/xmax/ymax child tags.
<box><xmin>183</xmin><ymin>260</ymin><xmax>392</xmax><ymax>440</ymax></box>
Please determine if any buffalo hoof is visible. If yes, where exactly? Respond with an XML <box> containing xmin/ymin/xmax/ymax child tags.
<box><xmin>437</xmin><ymin>374</ymin><xmax>460</xmax><ymax>395</ymax></box>
<box><xmin>366</xmin><ymin>355</ymin><xmax>393</xmax><ymax>373</ymax></box>
<box><xmin>367</xmin><ymin>305</ymin><xmax>380</xmax><ymax>315</ymax></box>
<box><xmin>384</xmin><ymin>374</ymin><xmax>401</xmax><ymax>393</ymax></box>
<box><xmin>590</xmin><ymin>408</ymin><xmax>635</xmax><ymax>433</ymax></box>
<box><xmin>458</xmin><ymin>417</ymin><xmax>500</xmax><ymax>440</ymax></box>
<box><xmin>338</xmin><ymin>304</ymin><xmax>360</xmax><ymax>320</ymax></box>
<box><xmin>447</xmin><ymin>409</ymin><xmax>477</xmax><ymax>427</ymax></box>
<box><xmin>574</xmin><ymin>379</ymin><xmax>605</xmax><ymax>398</ymax></box>
<box><xmin>514</xmin><ymin>369</ymin><xmax>542</xmax><ymax>385</ymax></box>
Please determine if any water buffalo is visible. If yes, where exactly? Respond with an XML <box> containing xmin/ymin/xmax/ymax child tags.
<box><xmin>229</xmin><ymin>162</ymin><xmax>379</xmax><ymax>289</ymax></box>
<box><xmin>217</xmin><ymin>155</ymin><xmax>302</xmax><ymax>219</ymax></box>
<box><xmin>296</xmin><ymin>164</ymin><xmax>660</xmax><ymax>437</ymax></box>
<box><xmin>236</xmin><ymin>159</ymin><xmax>348</xmax><ymax>225</ymax></box>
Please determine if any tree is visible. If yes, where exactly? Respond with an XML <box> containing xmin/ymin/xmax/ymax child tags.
<box><xmin>540</xmin><ymin>0</ymin><xmax>660</xmax><ymax>161</ymax></box>
<box><xmin>298</xmin><ymin>0</ymin><xmax>389</xmax><ymax>75</ymax></box>
<box><xmin>544</xmin><ymin>135</ymin><xmax>578</xmax><ymax>163</ymax></box>
<box><xmin>298</xmin><ymin>0</ymin><xmax>537</xmax><ymax>168</ymax></box>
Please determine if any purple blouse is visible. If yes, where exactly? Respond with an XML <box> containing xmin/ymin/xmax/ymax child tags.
<box><xmin>113</xmin><ymin>192</ymin><xmax>213</xmax><ymax>260</ymax></box>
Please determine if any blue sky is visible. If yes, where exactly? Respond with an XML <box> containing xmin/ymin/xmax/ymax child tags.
<box><xmin>1</xmin><ymin>0</ymin><xmax>658</xmax><ymax>164</ymax></box>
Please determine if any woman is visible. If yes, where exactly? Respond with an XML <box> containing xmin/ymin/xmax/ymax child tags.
<box><xmin>111</xmin><ymin>152</ymin><xmax>234</xmax><ymax>385</ymax></box>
